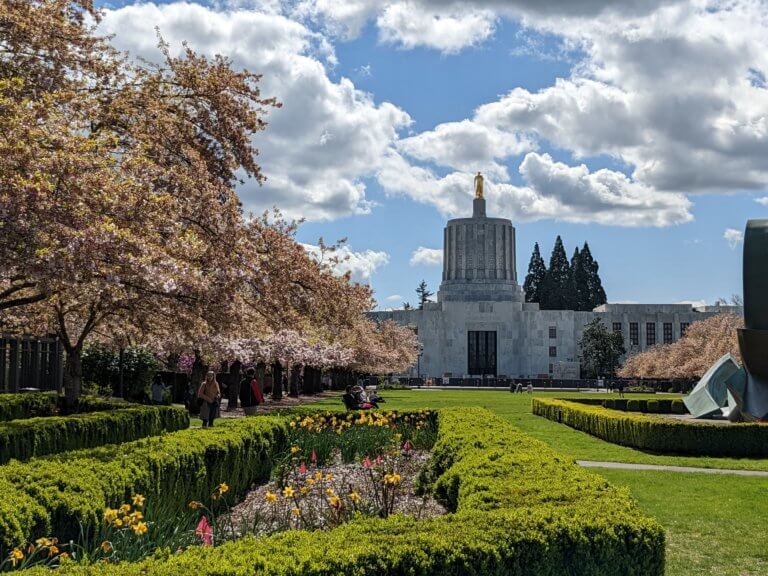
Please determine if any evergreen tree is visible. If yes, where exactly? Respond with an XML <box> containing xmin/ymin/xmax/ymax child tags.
<box><xmin>415</xmin><ymin>280</ymin><xmax>434</xmax><ymax>310</ymax></box>
<box><xmin>580</xmin><ymin>243</ymin><xmax>607</xmax><ymax>310</ymax></box>
<box><xmin>402</xmin><ymin>302</ymin><xmax>412</xmax><ymax>310</ymax></box>
<box><xmin>523</xmin><ymin>243</ymin><xmax>547</xmax><ymax>303</ymax></box>
<box><xmin>568</xmin><ymin>247</ymin><xmax>592</xmax><ymax>311</ymax></box>
<box><xmin>540</xmin><ymin>236</ymin><xmax>571</xmax><ymax>310</ymax></box>
<box><xmin>578</xmin><ymin>318</ymin><xmax>626</xmax><ymax>378</ymax></box>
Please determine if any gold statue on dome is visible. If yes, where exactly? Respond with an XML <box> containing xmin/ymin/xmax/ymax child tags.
<box><xmin>474</xmin><ymin>171</ymin><xmax>484</xmax><ymax>199</ymax></box>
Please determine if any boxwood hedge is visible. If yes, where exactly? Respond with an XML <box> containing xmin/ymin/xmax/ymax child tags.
<box><xmin>589</xmin><ymin>397</ymin><xmax>687</xmax><ymax>415</ymax></box>
<box><xmin>0</xmin><ymin>393</ymin><xmax>127</xmax><ymax>422</ymax></box>
<box><xmin>534</xmin><ymin>398</ymin><xmax>768</xmax><ymax>457</ymax></box>
<box><xmin>0</xmin><ymin>406</ymin><xmax>189</xmax><ymax>464</ymax></box>
<box><xmin>21</xmin><ymin>408</ymin><xmax>664</xmax><ymax>575</ymax></box>
<box><xmin>0</xmin><ymin>417</ymin><xmax>287</xmax><ymax>550</ymax></box>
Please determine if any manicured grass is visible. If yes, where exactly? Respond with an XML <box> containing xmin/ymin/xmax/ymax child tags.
<box><xmin>597</xmin><ymin>469</ymin><xmax>768</xmax><ymax>576</ymax></box>
<box><xmin>311</xmin><ymin>389</ymin><xmax>768</xmax><ymax>576</ymax></box>
<box><xmin>316</xmin><ymin>390</ymin><xmax>768</xmax><ymax>471</ymax></box>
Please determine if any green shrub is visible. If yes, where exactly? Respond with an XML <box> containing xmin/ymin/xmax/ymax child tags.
<box><xmin>534</xmin><ymin>398</ymin><xmax>768</xmax><ymax>457</ymax></box>
<box><xmin>671</xmin><ymin>400</ymin><xmax>688</xmax><ymax>414</ymax></box>
<box><xmin>0</xmin><ymin>406</ymin><xmax>189</xmax><ymax>465</ymax></box>
<box><xmin>612</xmin><ymin>398</ymin><xmax>628</xmax><ymax>411</ymax></box>
<box><xmin>604</xmin><ymin>398</ymin><xmax>615</xmax><ymax>409</ymax></box>
<box><xmin>0</xmin><ymin>393</ymin><xmax>59</xmax><ymax>422</ymax></box>
<box><xmin>0</xmin><ymin>417</ymin><xmax>287</xmax><ymax>550</ymax></box>
<box><xmin>656</xmin><ymin>400</ymin><xmax>672</xmax><ymax>414</ymax></box>
<box><xmin>626</xmin><ymin>399</ymin><xmax>642</xmax><ymax>412</ymax></box>
<box><xmin>82</xmin><ymin>344</ymin><xmax>159</xmax><ymax>401</ymax></box>
<box><xmin>646</xmin><ymin>399</ymin><xmax>659</xmax><ymax>413</ymax></box>
<box><xmin>16</xmin><ymin>408</ymin><xmax>664</xmax><ymax>575</ymax></box>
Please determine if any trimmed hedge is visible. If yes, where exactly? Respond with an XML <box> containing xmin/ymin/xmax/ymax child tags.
<box><xmin>534</xmin><ymin>398</ymin><xmax>768</xmax><ymax>457</ymax></box>
<box><xmin>0</xmin><ymin>406</ymin><xmax>189</xmax><ymax>465</ymax></box>
<box><xmin>22</xmin><ymin>408</ymin><xmax>664</xmax><ymax>575</ymax></box>
<box><xmin>0</xmin><ymin>417</ymin><xmax>287</xmax><ymax>550</ymax></box>
<box><xmin>0</xmin><ymin>393</ymin><xmax>127</xmax><ymax>422</ymax></box>
<box><xmin>581</xmin><ymin>397</ymin><xmax>686</xmax><ymax>415</ymax></box>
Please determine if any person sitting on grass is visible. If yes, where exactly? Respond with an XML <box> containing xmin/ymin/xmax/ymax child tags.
<box><xmin>342</xmin><ymin>385</ymin><xmax>374</xmax><ymax>410</ymax></box>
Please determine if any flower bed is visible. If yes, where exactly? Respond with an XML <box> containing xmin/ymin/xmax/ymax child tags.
<box><xmin>534</xmin><ymin>397</ymin><xmax>768</xmax><ymax>456</ymax></box>
<box><xmin>8</xmin><ymin>407</ymin><xmax>664</xmax><ymax>575</ymax></box>
<box><xmin>0</xmin><ymin>406</ymin><xmax>189</xmax><ymax>464</ymax></box>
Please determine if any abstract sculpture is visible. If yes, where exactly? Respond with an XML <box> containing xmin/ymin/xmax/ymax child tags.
<box><xmin>684</xmin><ymin>220</ymin><xmax>768</xmax><ymax>421</ymax></box>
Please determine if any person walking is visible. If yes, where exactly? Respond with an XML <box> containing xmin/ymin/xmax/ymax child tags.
<box><xmin>239</xmin><ymin>368</ymin><xmax>265</xmax><ymax>416</ymax></box>
<box><xmin>226</xmin><ymin>360</ymin><xmax>243</xmax><ymax>411</ymax></box>
<box><xmin>197</xmin><ymin>371</ymin><xmax>221</xmax><ymax>428</ymax></box>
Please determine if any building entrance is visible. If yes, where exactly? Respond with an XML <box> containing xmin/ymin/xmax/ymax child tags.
<box><xmin>467</xmin><ymin>331</ymin><xmax>497</xmax><ymax>376</ymax></box>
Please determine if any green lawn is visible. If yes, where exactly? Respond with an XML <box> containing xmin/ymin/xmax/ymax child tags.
<box><xmin>312</xmin><ymin>389</ymin><xmax>768</xmax><ymax>576</ymax></box>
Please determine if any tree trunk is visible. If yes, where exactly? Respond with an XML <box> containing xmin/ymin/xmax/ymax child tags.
<box><xmin>289</xmin><ymin>366</ymin><xmax>300</xmax><ymax>397</ymax></box>
<box><xmin>63</xmin><ymin>345</ymin><xmax>83</xmax><ymax>407</ymax></box>
<box><xmin>272</xmin><ymin>362</ymin><xmax>283</xmax><ymax>401</ymax></box>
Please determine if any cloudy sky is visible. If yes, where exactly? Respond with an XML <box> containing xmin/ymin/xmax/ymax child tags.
<box><xmin>96</xmin><ymin>0</ymin><xmax>768</xmax><ymax>308</ymax></box>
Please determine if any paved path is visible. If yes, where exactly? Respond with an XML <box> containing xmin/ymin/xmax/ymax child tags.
<box><xmin>578</xmin><ymin>460</ymin><xmax>768</xmax><ymax>477</ymax></box>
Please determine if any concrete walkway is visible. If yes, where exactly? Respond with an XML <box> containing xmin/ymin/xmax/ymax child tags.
<box><xmin>578</xmin><ymin>460</ymin><xmax>768</xmax><ymax>477</ymax></box>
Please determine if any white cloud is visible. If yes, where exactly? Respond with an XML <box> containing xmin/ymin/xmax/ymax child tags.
<box><xmin>724</xmin><ymin>228</ymin><xmax>744</xmax><ymax>250</ymax></box>
<box><xmin>377</xmin><ymin>3</ymin><xmax>496</xmax><ymax>54</ymax></box>
<box><xmin>379</xmin><ymin>151</ymin><xmax>692</xmax><ymax>226</ymax></box>
<box><xmin>409</xmin><ymin>247</ymin><xmax>444</xmax><ymax>267</ymax></box>
<box><xmin>756</xmin><ymin>197</ymin><xmax>768</xmax><ymax>206</ymax></box>
<box><xmin>100</xmin><ymin>2</ymin><xmax>411</xmax><ymax>222</ymax></box>
<box><xmin>397</xmin><ymin>120</ymin><xmax>534</xmax><ymax>180</ymax></box>
<box><xmin>676</xmin><ymin>299</ymin><xmax>707</xmax><ymax>308</ymax></box>
<box><xmin>385</xmin><ymin>294</ymin><xmax>403</xmax><ymax>302</ymax></box>
<box><xmin>302</xmin><ymin>243</ymin><xmax>389</xmax><ymax>281</ymax></box>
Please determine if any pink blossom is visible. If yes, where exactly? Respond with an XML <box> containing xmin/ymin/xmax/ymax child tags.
<box><xmin>362</xmin><ymin>456</ymin><xmax>372</xmax><ymax>468</ymax></box>
<box><xmin>299</xmin><ymin>462</ymin><xmax>307</xmax><ymax>474</ymax></box>
<box><xmin>375</xmin><ymin>456</ymin><xmax>382</xmax><ymax>466</ymax></box>
<box><xmin>403</xmin><ymin>440</ymin><xmax>413</xmax><ymax>452</ymax></box>
<box><xmin>311</xmin><ymin>450</ymin><xmax>317</xmax><ymax>463</ymax></box>
<box><xmin>195</xmin><ymin>516</ymin><xmax>213</xmax><ymax>546</ymax></box>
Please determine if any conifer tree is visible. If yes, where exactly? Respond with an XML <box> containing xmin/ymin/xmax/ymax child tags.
<box><xmin>568</xmin><ymin>247</ymin><xmax>590</xmax><ymax>311</ymax></box>
<box><xmin>416</xmin><ymin>280</ymin><xmax>434</xmax><ymax>310</ymax></box>
<box><xmin>540</xmin><ymin>236</ymin><xmax>571</xmax><ymax>310</ymax></box>
<box><xmin>580</xmin><ymin>243</ymin><xmax>607</xmax><ymax>310</ymax></box>
<box><xmin>523</xmin><ymin>243</ymin><xmax>547</xmax><ymax>303</ymax></box>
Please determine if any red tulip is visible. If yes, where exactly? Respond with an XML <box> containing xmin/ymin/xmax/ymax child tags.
<box><xmin>299</xmin><ymin>462</ymin><xmax>307</xmax><ymax>474</ymax></box>
<box><xmin>362</xmin><ymin>456</ymin><xmax>372</xmax><ymax>468</ymax></box>
<box><xmin>311</xmin><ymin>450</ymin><xmax>317</xmax><ymax>463</ymax></box>
<box><xmin>403</xmin><ymin>440</ymin><xmax>413</xmax><ymax>452</ymax></box>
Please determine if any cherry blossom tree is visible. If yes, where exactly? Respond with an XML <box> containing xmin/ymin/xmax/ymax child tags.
<box><xmin>618</xmin><ymin>314</ymin><xmax>742</xmax><ymax>379</ymax></box>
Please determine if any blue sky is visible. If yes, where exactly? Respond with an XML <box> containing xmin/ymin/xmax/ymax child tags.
<box><xmin>95</xmin><ymin>1</ymin><xmax>768</xmax><ymax>308</ymax></box>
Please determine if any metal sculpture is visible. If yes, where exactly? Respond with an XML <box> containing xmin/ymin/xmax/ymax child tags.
<box><xmin>684</xmin><ymin>220</ymin><xmax>768</xmax><ymax>420</ymax></box>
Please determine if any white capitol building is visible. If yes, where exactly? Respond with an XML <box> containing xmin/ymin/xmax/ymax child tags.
<box><xmin>371</xmin><ymin>180</ymin><xmax>740</xmax><ymax>379</ymax></box>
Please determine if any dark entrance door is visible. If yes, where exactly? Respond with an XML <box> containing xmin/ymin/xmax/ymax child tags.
<box><xmin>467</xmin><ymin>331</ymin><xmax>497</xmax><ymax>376</ymax></box>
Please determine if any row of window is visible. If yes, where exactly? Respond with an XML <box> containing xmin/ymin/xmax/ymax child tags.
<box><xmin>615</xmin><ymin>321</ymin><xmax>690</xmax><ymax>346</ymax></box>
<box><xmin>546</xmin><ymin>321</ymin><xmax>691</xmax><ymax>356</ymax></box>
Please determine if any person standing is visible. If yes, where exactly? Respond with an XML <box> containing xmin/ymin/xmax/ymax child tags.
<box><xmin>226</xmin><ymin>360</ymin><xmax>243</xmax><ymax>411</ymax></box>
<box><xmin>197</xmin><ymin>371</ymin><xmax>221</xmax><ymax>428</ymax></box>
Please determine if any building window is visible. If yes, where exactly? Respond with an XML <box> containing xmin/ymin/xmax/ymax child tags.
<box><xmin>663</xmin><ymin>322</ymin><xmax>673</xmax><ymax>344</ymax></box>
<box><xmin>612</xmin><ymin>322</ymin><xmax>622</xmax><ymax>334</ymax></box>
<box><xmin>549</xmin><ymin>346</ymin><xmax>557</xmax><ymax>357</ymax></box>
<box><xmin>629</xmin><ymin>322</ymin><xmax>639</xmax><ymax>346</ymax></box>
<box><xmin>548</xmin><ymin>363</ymin><xmax>554</xmax><ymax>374</ymax></box>
<box><xmin>681</xmin><ymin>322</ymin><xmax>690</xmax><ymax>337</ymax></box>
<box><xmin>549</xmin><ymin>326</ymin><xmax>557</xmax><ymax>339</ymax></box>
<box><xmin>646</xmin><ymin>322</ymin><xmax>657</xmax><ymax>346</ymax></box>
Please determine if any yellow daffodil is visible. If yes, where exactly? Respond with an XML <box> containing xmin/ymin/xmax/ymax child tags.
<box><xmin>283</xmin><ymin>486</ymin><xmax>295</xmax><ymax>498</ymax></box>
<box><xmin>114</xmin><ymin>519</ymin><xmax>123</xmax><ymax>528</ymax></box>
<box><xmin>103</xmin><ymin>508</ymin><xmax>118</xmax><ymax>524</ymax></box>
<box><xmin>265</xmin><ymin>491</ymin><xmax>278</xmax><ymax>503</ymax></box>
<box><xmin>35</xmin><ymin>537</ymin><xmax>52</xmax><ymax>548</ymax></box>
<box><xmin>118</xmin><ymin>504</ymin><xmax>131</xmax><ymax>515</ymax></box>
<box><xmin>325</xmin><ymin>487</ymin><xmax>335</xmax><ymax>497</ymax></box>
<box><xmin>48</xmin><ymin>545</ymin><xmax>59</xmax><ymax>557</ymax></box>
<box><xmin>9</xmin><ymin>548</ymin><xmax>24</xmax><ymax>566</ymax></box>
<box><xmin>329</xmin><ymin>495</ymin><xmax>341</xmax><ymax>508</ymax></box>
<box><xmin>291</xmin><ymin>507</ymin><xmax>301</xmax><ymax>516</ymax></box>
<box><xmin>101</xmin><ymin>541</ymin><xmax>112</xmax><ymax>553</ymax></box>
<box><xmin>306</xmin><ymin>478</ymin><xmax>315</xmax><ymax>486</ymax></box>
<box><xmin>349</xmin><ymin>491</ymin><xmax>361</xmax><ymax>503</ymax></box>
<box><xmin>132</xmin><ymin>522</ymin><xmax>148</xmax><ymax>536</ymax></box>
<box><xmin>188</xmin><ymin>501</ymin><xmax>203</xmax><ymax>510</ymax></box>
<box><xmin>314</xmin><ymin>471</ymin><xmax>323</xmax><ymax>481</ymax></box>
<box><xmin>132</xmin><ymin>494</ymin><xmax>146</xmax><ymax>507</ymax></box>
<box><xmin>218</xmin><ymin>483</ymin><xmax>229</xmax><ymax>494</ymax></box>
<box><xmin>290</xmin><ymin>446</ymin><xmax>301</xmax><ymax>454</ymax></box>
<box><xmin>300</xmin><ymin>486</ymin><xmax>308</xmax><ymax>495</ymax></box>
<box><xmin>324</xmin><ymin>473</ymin><xmax>333</xmax><ymax>481</ymax></box>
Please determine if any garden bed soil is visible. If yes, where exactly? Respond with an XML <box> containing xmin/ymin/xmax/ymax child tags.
<box><xmin>223</xmin><ymin>450</ymin><xmax>446</xmax><ymax>535</ymax></box>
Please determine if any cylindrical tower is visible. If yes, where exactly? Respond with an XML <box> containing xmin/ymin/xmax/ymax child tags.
<box><xmin>437</xmin><ymin>191</ymin><xmax>522</xmax><ymax>303</ymax></box>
